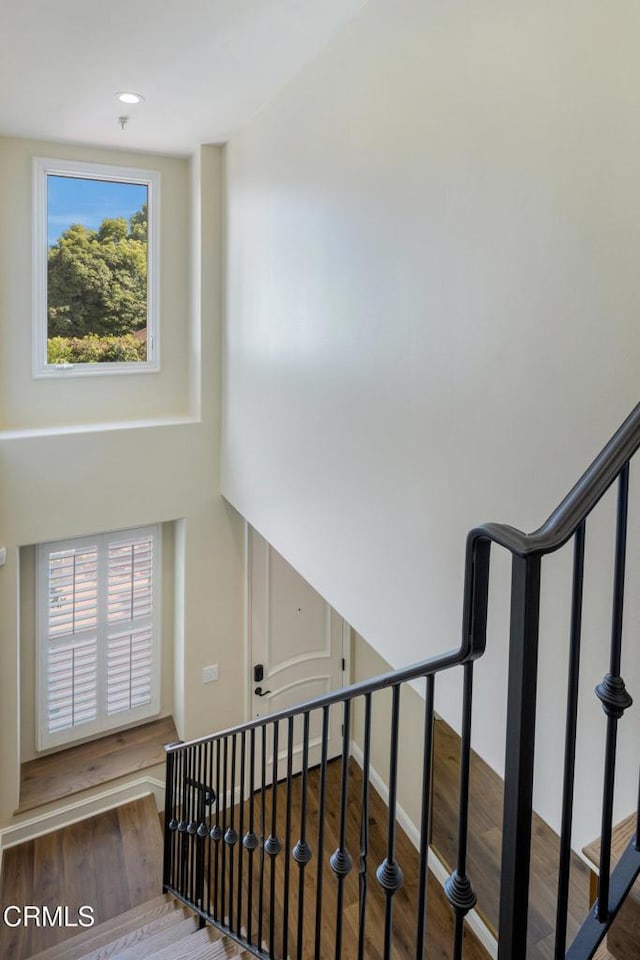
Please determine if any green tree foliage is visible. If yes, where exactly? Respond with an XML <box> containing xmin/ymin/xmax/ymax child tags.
<box><xmin>48</xmin><ymin>334</ymin><xmax>146</xmax><ymax>364</ymax></box>
<box><xmin>47</xmin><ymin>205</ymin><xmax>148</xmax><ymax>342</ymax></box>
<box><xmin>128</xmin><ymin>203</ymin><xmax>148</xmax><ymax>242</ymax></box>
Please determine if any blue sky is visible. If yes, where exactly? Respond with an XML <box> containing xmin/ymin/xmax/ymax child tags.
<box><xmin>47</xmin><ymin>176</ymin><xmax>147</xmax><ymax>246</ymax></box>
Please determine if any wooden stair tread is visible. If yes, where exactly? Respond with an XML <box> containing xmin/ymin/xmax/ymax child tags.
<box><xmin>92</xmin><ymin>915</ymin><xmax>198</xmax><ymax>960</ymax></box>
<box><xmin>141</xmin><ymin>925</ymin><xmax>222</xmax><ymax>960</ymax></box>
<box><xmin>207</xmin><ymin>940</ymin><xmax>252</xmax><ymax>960</ymax></box>
<box><xmin>29</xmin><ymin>901</ymin><xmax>189</xmax><ymax>960</ymax></box>
<box><xmin>26</xmin><ymin>895</ymin><xmax>179</xmax><ymax>960</ymax></box>
<box><xmin>205</xmin><ymin>938</ymin><xmax>252</xmax><ymax>960</ymax></box>
<box><xmin>25</xmin><ymin>894</ymin><xmax>254</xmax><ymax>960</ymax></box>
<box><xmin>593</xmin><ymin>941</ymin><xmax>613</xmax><ymax>959</ymax></box>
<box><xmin>583</xmin><ymin>813</ymin><xmax>637</xmax><ymax>869</ymax></box>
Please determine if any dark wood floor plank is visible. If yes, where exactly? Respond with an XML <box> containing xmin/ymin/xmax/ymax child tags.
<box><xmin>0</xmin><ymin>841</ymin><xmax>35</xmax><ymax>959</ymax></box>
<box><xmin>430</xmin><ymin>715</ymin><xmax>592</xmax><ymax>957</ymax></box>
<box><xmin>91</xmin><ymin>806</ymin><xmax>132</xmax><ymax>922</ymax></box>
<box><xmin>60</xmin><ymin>814</ymin><xmax>99</xmax><ymax>929</ymax></box>
<box><xmin>192</xmin><ymin>758</ymin><xmax>488</xmax><ymax>960</ymax></box>
<box><xmin>118</xmin><ymin>795</ymin><xmax>165</xmax><ymax>907</ymax></box>
<box><xmin>19</xmin><ymin>716</ymin><xmax>177</xmax><ymax>813</ymax></box>
<box><xmin>31</xmin><ymin>829</ymin><xmax>68</xmax><ymax>951</ymax></box>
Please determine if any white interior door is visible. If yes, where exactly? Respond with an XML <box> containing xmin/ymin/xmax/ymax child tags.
<box><xmin>248</xmin><ymin>528</ymin><xmax>347</xmax><ymax>780</ymax></box>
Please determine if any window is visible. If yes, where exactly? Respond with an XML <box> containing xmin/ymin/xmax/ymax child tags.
<box><xmin>33</xmin><ymin>157</ymin><xmax>160</xmax><ymax>377</ymax></box>
<box><xmin>36</xmin><ymin>526</ymin><xmax>161</xmax><ymax>750</ymax></box>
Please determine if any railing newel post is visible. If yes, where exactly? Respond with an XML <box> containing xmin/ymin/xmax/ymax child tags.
<box><xmin>497</xmin><ymin>552</ymin><xmax>542</xmax><ymax>960</ymax></box>
<box><xmin>162</xmin><ymin>748</ymin><xmax>175</xmax><ymax>892</ymax></box>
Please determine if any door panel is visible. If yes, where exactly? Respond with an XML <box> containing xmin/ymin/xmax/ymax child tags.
<box><xmin>249</xmin><ymin>529</ymin><xmax>346</xmax><ymax>780</ymax></box>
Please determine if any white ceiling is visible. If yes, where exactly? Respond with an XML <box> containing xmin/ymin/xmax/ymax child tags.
<box><xmin>0</xmin><ymin>0</ymin><xmax>366</xmax><ymax>155</ymax></box>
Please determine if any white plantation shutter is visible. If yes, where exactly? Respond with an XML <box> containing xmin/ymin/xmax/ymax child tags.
<box><xmin>106</xmin><ymin>531</ymin><xmax>155</xmax><ymax>716</ymax></box>
<box><xmin>43</xmin><ymin>544</ymin><xmax>99</xmax><ymax>739</ymax></box>
<box><xmin>47</xmin><ymin>546</ymin><xmax>98</xmax><ymax>637</ymax></box>
<box><xmin>37</xmin><ymin>526</ymin><xmax>161</xmax><ymax>749</ymax></box>
<box><xmin>107</xmin><ymin>627</ymin><xmax>153</xmax><ymax>714</ymax></box>
<box><xmin>108</xmin><ymin>537</ymin><xmax>154</xmax><ymax>623</ymax></box>
<box><xmin>47</xmin><ymin>638</ymin><xmax>98</xmax><ymax>734</ymax></box>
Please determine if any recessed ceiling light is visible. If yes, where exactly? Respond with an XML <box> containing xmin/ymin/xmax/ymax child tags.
<box><xmin>115</xmin><ymin>92</ymin><xmax>145</xmax><ymax>105</ymax></box>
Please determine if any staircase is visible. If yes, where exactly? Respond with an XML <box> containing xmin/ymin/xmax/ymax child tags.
<box><xmin>161</xmin><ymin>402</ymin><xmax>640</xmax><ymax>960</ymax></box>
<box><xmin>28</xmin><ymin>895</ymin><xmax>250</xmax><ymax>960</ymax></box>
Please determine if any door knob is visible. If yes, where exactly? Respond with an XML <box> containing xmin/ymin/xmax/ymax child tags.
<box><xmin>254</xmin><ymin>686</ymin><xmax>271</xmax><ymax>697</ymax></box>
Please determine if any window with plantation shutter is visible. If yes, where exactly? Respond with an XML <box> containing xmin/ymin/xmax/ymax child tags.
<box><xmin>37</xmin><ymin>526</ymin><xmax>160</xmax><ymax>750</ymax></box>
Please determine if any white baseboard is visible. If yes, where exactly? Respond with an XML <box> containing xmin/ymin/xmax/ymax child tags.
<box><xmin>0</xmin><ymin>775</ymin><xmax>166</xmax><ymax>867</ymax></box>
<box><xmin>350</xmin><ymin>741</ymin><xmax>498</xmax><ymax>960</ymax></box>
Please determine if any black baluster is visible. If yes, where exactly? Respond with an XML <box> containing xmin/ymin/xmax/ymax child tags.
<box><xmin>171</xmin><ymin>748</ymin><xmax>178</xmax><ymax>891</ymax></box>
<box><xmin>555</xmin><ymin>523</ymin><xmax>586</xmax><ymax>958</ymax></box>
<box><xmin>244</xmin><ymin>728</ymin><xmax>258</xmax><ymax>946</ymax></box>
<box><xmin>376</xmin><ymin>685</ymin><xmax>404</xmax><ymax>960</ymax></box>
<box><xmin>185</xmin><ymin>747</ymin><xmax>192</xmax><ymax>902</ymax></box>
<box><xmin>174</xmin><ymin>747</ymin><xmax>181</xmax><ymax>892</ymax></box>
<box><xmin>183</xmin><ymin>748</ymin><xmax>190</xmax><ymax>900</ymax></box>
<box><xmin>196</xmin><ymin>743</ymin><xmax>207</xmax><ymax>910</ymax></box>
<box><xmin>445</xmin><ymin>662</ymin><xmax>478</xmax><ymax>960</ymax></box>
<box><xmin>206</xmin><ymin>739</ymin><xmax>214</xmax><ymax>918</ymax></box>
<box><xmin>330</xmin><ymin>699</ymin><xmax>353</xmax><ymax>960</ymax></box>
<box><xmin>258</xmin><ymin>724</ymin><xmax>267</xmax><ymax>951</ymax></box>
<box><xmin>184</xmin><ymin>748</ymin><xmax>191</xmax><ymax>898</ymax></box>
<box><xmin>178</xmin><ymin>749</ymin><xmax>188</xmax><ymax>896</ymax></box>
<box><xmin>294</xmin><ymin>712</ymin><xmax>312</xmax><ymax>960</ymax></box>
<box><xmin>357</xmin><ymin>694</ymin><xmax>372</xmax><ymax>960</ymax></box>
<box><xmin>225</xmin><ymin>733</ymin><xmax>238</xmax><ymax>931</ymax></box>
<box><xmin>237</xmin><ymin>730</ymin><xmax>246</xmax><ymax>937</ymax></box>
<box><xmin>179</xmin><ymin>748</ymin><xmax>187</xmax><ymax>898</ymax></box>
<box><xmin>210</xmin><ymin>739</ymin><xmax>222</xmax><ymax>922</ymax></box>
<box><xmin>166</xmin><ymin>747</ymin><xmax>176</xmax><ymax>892</ymax></box>
<box><xmin>221</xmin><ymin>736</ymin><xmax>228</xmax><ymax>925</ymax></box>
<box><xmin>416</xmin><ymin>674</ymin><xmax>435</xmax><ymax>960</ymax></box>
<box><xmin>266</xmin><ymin>721</ymin><xmax>281</xmax><ymax>957</ymax></box>
<box><xmin>187</xmin><ymin>748</ymin><xmax>197</xmax><ymax>902</ymax></box>
<box><xmin>314</xmin><ymin>706</ymin><xmax>330</xmax><ymax>960</ymax></box>
<box><xmin>282</xmin><ymin>717</ymin><xmax>294</xmax><ymax>960</ymax></box>
<box><xmin>596</xmin><ymin>465</ymin><xmax>633</xmax><ymax>921</ymax></box>
<box><xmin>168</xmin><ymin>745</ymin><xmax>179</xmax><ymax>888</ymax></box>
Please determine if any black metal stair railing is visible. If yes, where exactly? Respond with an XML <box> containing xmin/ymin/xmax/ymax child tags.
<box><xmin>163</xmin><ymin>401</ymin><xmax>640</xmax><ymax>960</ymax></box>
<box><xmin>164</xmin><ymin>643</ymin><xmax>478</xmax><ymax>960</ymax></box>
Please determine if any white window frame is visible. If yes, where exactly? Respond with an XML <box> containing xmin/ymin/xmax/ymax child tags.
<box><xmin>36</xmin><ymin>525</ymin><xmax>162</xmax><ymax>751</ymax></box>
<box><xmin>32</xmin><ymin>157</ymin><xmax>161</xmax><ymax>378</ymax></box>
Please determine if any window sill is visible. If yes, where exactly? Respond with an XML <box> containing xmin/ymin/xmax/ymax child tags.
<box><xmin>33</xmin><ymin>359</ymin><xmax>159</xmax><ymax>380</ymax></box>
<box><xmin>17</xmin><ymin>715</ymin><xmax>178</xmax><ymax>814</ymax></box>
<box><xmin>0</xmin><ymin>413</ymin><xmax>198</xmax><ymax>441</ymax></box>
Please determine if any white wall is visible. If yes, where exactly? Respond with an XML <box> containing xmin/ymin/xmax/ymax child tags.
<box><xmin>0</xmin><ymin>140</ymin><xmax>245</xmax><ymax>827</ymax></box>
<box><xmin>222</xmin><ymin>0</ymin><xmax>640</xmax><ymax>848</ymax></box>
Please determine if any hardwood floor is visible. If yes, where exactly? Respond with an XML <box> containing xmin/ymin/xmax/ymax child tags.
<box><xmin>430</xmin><ymin>715</ymin><xmax>593</xmax><ymax>959</ymax></box>
<box><xmin>18</xmin><ymin>716</ymin><xmax>178</xmax><ymax>813</ymax></box>
<box><xmin>177</xmin><ymin>759</ymin><xmax>488</xmax><ymax>960</ymax></box>
<box><xmin>0</xmin><ymin>795</ymin><xmax>163</xmax><ymax>959</ymax></box>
